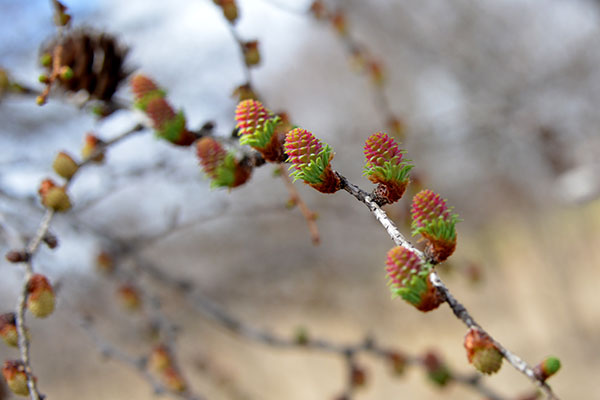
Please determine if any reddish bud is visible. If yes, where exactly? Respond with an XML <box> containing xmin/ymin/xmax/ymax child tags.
<box><xmin>411</xmin><ymin>190</ymin><xmax>459</xmax><ymax>262</ymax></box>
<box><xmin>42</xmin><ymin>233</ymin><xmax>59</xmax><ymax>249</ymax></box>
<box><xmin>5</xmin><ymin>250</ymin><xmax>29</xmax><ymax>264</ymax></box>
<box><xmin>386</xmin><ymin>246</ymin><xmax>442</xmax><ymax>312</ymax></box>
<box><xmin>284</xmin><ymin>128</ymin><xmax>341</xmax><ymax>193</ymax></box>
<box><xmin>27</xmin><ymin>274</ymin><xmax>56</xmax><ymax>318</ymax></box>
<box><xmin>196</xmin><ymin>137</ymin><xmax>227</xmax><ymax>179</ymax></box>
<box><xmin>351</xmin><ymin>365</ymin><xmax>367</xmax><ymax>388</ymax></box>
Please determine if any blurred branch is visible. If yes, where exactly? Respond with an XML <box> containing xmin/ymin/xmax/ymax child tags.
<box><xmin>79</xmin><ymin>317</ymin><xmax>204</xmax><ymax>400</ymax></box>
<box><xmin>277</xmin><ymin>165</ymin><xmax>320</xmax><ymax>245</ymax></box>
<box><xmin>4</xmin><ymin>123</ymin><xmax>147</xmax><ymax>400</ymax></box>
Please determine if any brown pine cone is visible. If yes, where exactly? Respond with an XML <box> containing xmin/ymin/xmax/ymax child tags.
<box><xmin>40</xmin><ymin>29</ymin><xmax>129</xmax><ymax>102</ymax></box>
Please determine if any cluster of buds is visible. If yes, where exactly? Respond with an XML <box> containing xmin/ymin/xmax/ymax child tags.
<box><xmin>131</xmin><ymin>74</ymin><xmax>195</xmax><ymax>146</ymax></box>
<box><xmin>284</xmin><ymin>128</ymin><xmax>341</xmax><ymax>193</ymax></box>
<box><xmin>196</xmin><ymin>137</ymin><xmax>252</xmax><ymax>189</ymax></box>
<box><xmin>81</xmin><ymin>133</ymin><xmax>105</xmax><ymax>162</ymax></box>
<box><xmin>363</xmin><ymin>132</ymin><xmax>413</xmax><ymax>205</ymax></box>
<box><xmin>2</xmin><ymin>360</ymin><xmax>30</xmax><ymax>396</ymax></box>
<box><xmin>385</xmin><ymin>246</ymin><xmax>442</xmax><ymax>312</ymax></box>
<box><xmin>213</xmin><ymin>0</ymin><xmax>238</xmax><ymax>23</ymax></box>
<box><xmin>235</xmin><ymin>100</ymin><xmax>286</xmax><ymax>162</ymax></box>
<box><xmin>464</xmin><ymin>328</ymin><xmax>503</xmax><ymax>374</ymax></box>
<box><xmin>411</xmin><ymin>189</ymin><xmax>460</xmax><ymax>262</ymax></box>
<box><xmin>38</xmin><ymin>178</ymin><xmax>71</xmax><ymax>212</ymax></box>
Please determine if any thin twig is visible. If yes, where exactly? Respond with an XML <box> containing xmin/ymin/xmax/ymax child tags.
<box><xmin>9</xmin><ymin>124</ymin><xmax>147</xmax><ymax>400</ymax></box>
<box><xmin>336</xmin><ymin>173</ymin><xmax>559</xmax><ymax>399</ymax></box>
<box><xmin>277</xmin><ymin>165</ymin><xmax>320</xmax><ymax>245</ymax></box>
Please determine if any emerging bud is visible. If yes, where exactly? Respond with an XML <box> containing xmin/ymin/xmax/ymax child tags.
<box><xmin>38</xmin><ymin>179</ymin><xmax>71</xmax><ymax>212</ymax></box>
<box><xmin>27</xmin><ymin>274</ymin><xmax>56</xmax><ymax>318</ymax></box>
<box><xmin>351</xmin><ymin>365</ymin><xmax>367</xmax><ymax>388</ymax></box>
<box><xmin>411</xmin><ymin>190</ymin><xmax>460</xmax><ymax>262</ymax></box>
<box><xmin>243</xmin><ymin>40</ymin><xmax>260</xmax><ymax>66</ymax></box>
<box><xmin>2</xmin><ymin>360</ymin><xmax>29</xmax><ymax>396</ymax></box>
<box><xmin>309</xmin><ymin>1</ymin><xmax>327</xmax><ymax>20</ymax></box>
<box><xmin>464</xmin><ymin>328</ymin><xmax>503</xmax><ymax>375</ymax></box>
<box><xmin>42</xmin><ymin>232</ymin><xmax>59</xmax><ymax>249</ymax></box>
<box><xmin>82</xmin><ymin>133</ymin><xmax>105</xmax><ymax>163</ymax></box>
<box><xmin>294</xmin><ymin>326</ymin><xmax>309</xmax><ymax>345</ymax></box>
<box><xmin>367</xmin><ymin>60</ymin><xmax>385</xmax><ymax>87</ymax></box>
<box><xmin>0</xmin><ymin>313</ymin><xmax>18</xmax><ymax>347</ymax></box>
<box><xmin>59</xmin><ymin>65</ymin><xmax>74</xmax><ymax>81</ymax></box>
<box><xmin>363</xmin><ymin>132</ymin><xmax>413</xmax><ymax>204</ymax></box>
<box><xmin>52</xmin><ymin>151</ymin><xmax>79</xmax><ymax>180</ymax></box>
<box><xmin>117</xmin><ymin>285</ymin><xmax>142</xmax><ymax>311</ymax></box>
<box><xmin>214</xmin><ymin>0</ymin><xmax>238</xmax><ymax>23</ymax></box>
<box><xmin>235</xmin><ymin>100</ymin><xmax>285</xmax><ymax>162</ymax></box>
<box><xmin>385</xmin><ymin>246</ymin><xmax>442</xmax><ymax>312</ymax></box>
<box><xmin>423</xmin><ymin>351</ymin><xmax>451</xmax><ymax>387</ymax></box>
<box><xmin>387</xmin><ymin>351</ymin><xmax>407</xmax><ymax>375</ymax></box>
<box><xmin>330</xmin><ymin>11</ymin><xmax>347</xmax><ymax>36</ymax></box>
<box><xmin>232</xmin><ymin>83</ymin><xmax>257</xmax><ymax>102</ymax></box>
<box><xmin>387</xmin><ymin>116</ymin><xmax>405</xmax><ymax>140</ymax></box>
<box><xmin>149</xmin><ymin>345</ymin><xmax>172</xmax><ymax>372</ymax></box>
<box><xmin>284</xmin><ymin>128</ymin><xmax>341</xmax><ymax>193</ymax></box>
<box><xmin>96</xmin><ymin>251</ymin><xmax>114</xmax><ymax>274</ymax></box>
<box><xmin>533</xmin><ymin>356</ymin><xmax>561</xmax><ymax>381</ymax></box>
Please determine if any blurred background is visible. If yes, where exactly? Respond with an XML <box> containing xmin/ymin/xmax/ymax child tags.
<box><xmin>1</xmin><ymin>0</ymin><xmax>600</xmax><ymax>398</ymax></box>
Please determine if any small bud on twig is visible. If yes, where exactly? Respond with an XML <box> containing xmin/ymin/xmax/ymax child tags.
<box><xmin>464</xmin><ymin>328</ymin><xmax>503</xmax><ymax>375</ymax></box>
<box><xmin>27</xmin><ymin>274</ymin><xmax>56</xmax><ymax>318</ymax></box>
<box><xmin>2</xmin><ymin>360</ymin><xmax>30</xmax><ymax>396</ymax></box>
